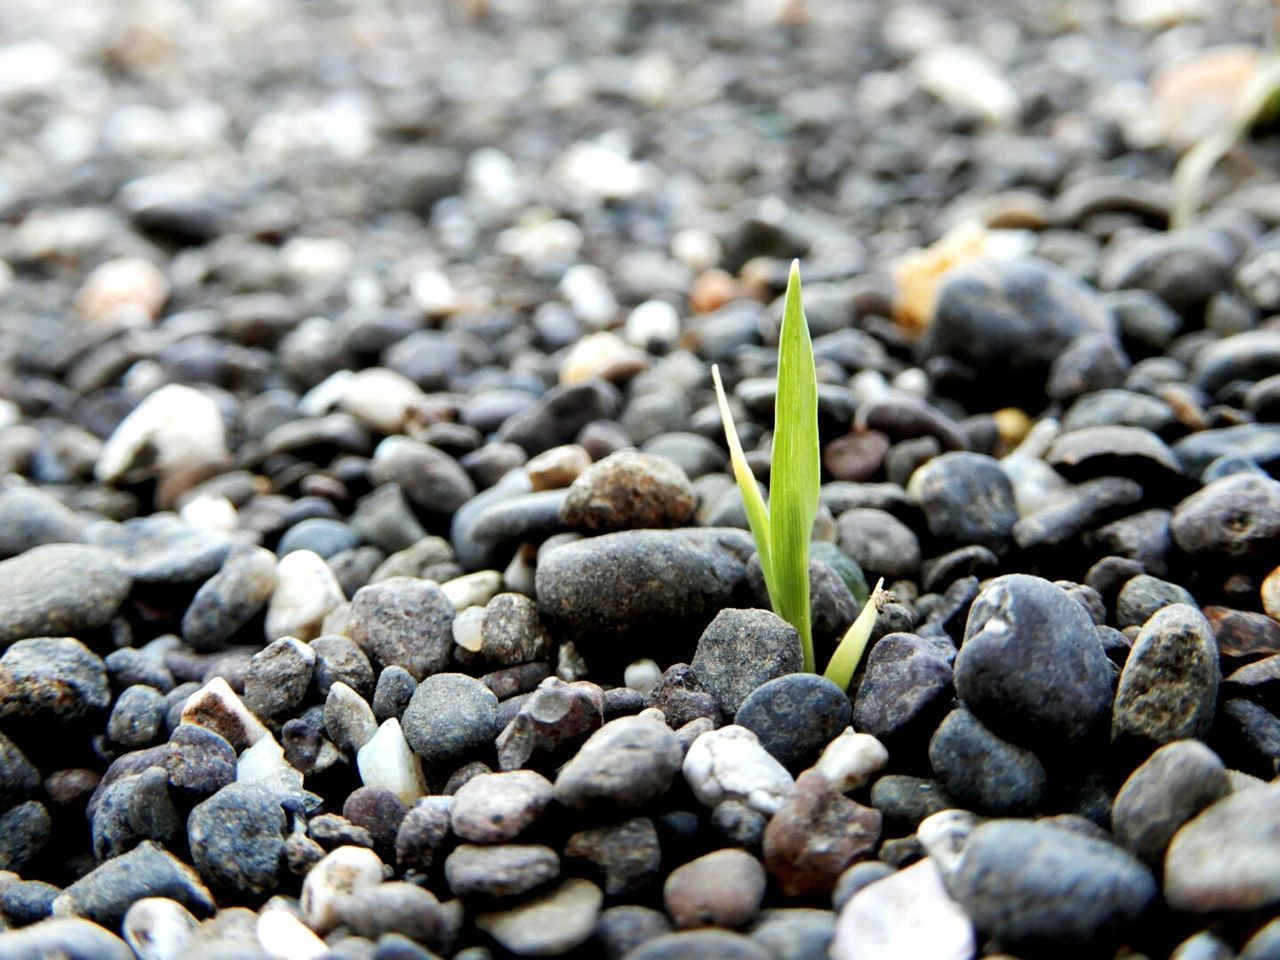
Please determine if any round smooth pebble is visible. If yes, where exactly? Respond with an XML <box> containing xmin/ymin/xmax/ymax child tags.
<box><xmin>733</xmin><ymin>673</ymin><xmax>852</xmax><ymax>769</ymax></box>
<box><xmin>401</xmin><ymin>673</ymin><xmax>499</xmax><ymax>766</ymax></box>
<box><xmin>450</xmin><ymin>770</ymin><xmax>554</xmax><ymax>843</ymax></box>
<box><xmin>663</xmin><ymin>848</ymin><xmax>766</xmax><ymax>929</ymax></box>
<box><xmin>474</xmin><ymin>878</ymin><xmax>603</xmax><ymax>956</ymax></box>
<box><xmin>555</xmin><ymin>714</ymin><xmax>683</xmax><ymax>810</ymax></box>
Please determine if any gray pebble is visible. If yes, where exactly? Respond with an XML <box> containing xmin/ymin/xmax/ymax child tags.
<box><xmin>373</xmin><ymin>665</ymin><xmax>417</xmax><ymax>722</ymax></box>
<box><xmin>187</xmin><ymin>780</ymin><xmax>288</xmax><ymax>895</ymax></box>
<box><xmin>0</xmin><ymin>917</ymin><xmax>133</xmax><ymax>959</ymax></box>
<box><xmin>108</xmin><ymin>684</ymin><xmax>167</xmax><ymax>747</ymax></box>
<box><xmin>0</xmin><ymin>543</ymin><xmax>131</xmax><ymax>646</ymax></box>
<box><xmin>928</xmin><ymin>707</ymin><xmax>1046</xmax><ymax>816</ymax></box>
<box><xmin>480</xmin><ymin>592</ymin><xmax>552</xmax><ymax>665</ymax></box>
<box><xmin>950</xmin><ymin>819</ymin><xmax>1156</xmax><ymax>953</ymax></box>
<box><xmin>402</xmin><ymin>672</ymin><xmax>498</xmax><ymax>765</ymax></box>
<box><xmin>0</xmin><ymin>799</ymin><xmax>50</xmax><ymax>872</ymax></box>
<box><xmin>852</xmin><ymin>634</ymin><xmax>953</xmax><ymax>745</ymax></box>
<box><xmin>450</xmin><ymin>770</ymin><xmax>553</xmax><ymax>843</ymax></box>
<box><xmin>445</xmin><ymin>843</ymin><xmax>561</xmax><ymax>898</ymax></box>
<box><xmin>88</xmin><ymin>515</ymin><xmax>236</xmax><ymax>584</ymax></box>
<box><xmin>242</xmin><ymin>637</ymin><xmax>315</xmax><ymax>721</ymax></box>
<box><xmin>564</xmin><ymin>817</ymin><xmax>662</xmax><ymax>895</ymax></box>
<box><xmin>1112</xmin><ymin>739</ymin><xmax>1230</xmax><ymax>868</ymax></box>
<box><xmin>691</xmin><ymin>609</ymin><xmax>802</xmax><ymax>716</ymax></box>
<box><xmin>496</xmin><ymin>678</ymin><xmax>605</xmax><ymax>771</ymax></box>
<box><xmin>626</xmin><ymin>929</ymin><xmax>772</xmax><ymax>960</ymax></box>
<box><xmin>597</xmin><ymin>905</ymin><xmax>672</xmax><ymax>960</ymax></box>
<box><xmin>182</xmin><ymin>544</ymin><xmax>278</xmax><ymax>652</ymax></box>
<box><xmin>1115</xmin><ymin>574</ymin><xmax>1197</xmax><ymax>629</ymax></box>
<box><xmin>555</xmin><ymin>715</ymin><xmax>682</xmax><ymax>810</ymax></box>
<box><xmin>910</xmin><ymin>452</ymin><xmax>1018</xmax><ymax>553</ymax></box>
<box><xmin>560</xmin><ymin>451</ymin><xmax>696</xmax><ymax>532</ymax></box>
<box><xmin>1171</xmin><ymin>473</ymin><xmax>1280</xmax><ymax>561</ymax></box>
<box><xmin>349</xmin><ymin>577</ymin><xmax>454</xmax><ymax>680</ymax></box>
<box><xmin>734</xmin><ymin>673</ymin><xmax>850</xmax><ymax>770</ymax></box>
<box><xmin>954</xmin><ymin>574</ymin><xmax>1113</xmax><ymax>746</ymax></box>
<box><xmin>836</xmin><ymin>509</ymin><xmax>921</xmax><ymax>580</ymax></box>
<box><xmin>54</xmin><ymin>840</ymin><xmax>214</xmax><ymax>928</ymax></box>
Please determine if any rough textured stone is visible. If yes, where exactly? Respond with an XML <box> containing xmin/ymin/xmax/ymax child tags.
<box><xmin>556</xmin><ymin>715</ymin><xmax>683</xmax><ymax>810</ymax></box>
<box><xmin>560</xmin><ymin>451</ymin><xmax>696</xmax><ymax>532</ymax></box>
<box><xmin>691</xmin><ymin>609</ymin><xmax>803</xmax><ymax>716</ymax></box>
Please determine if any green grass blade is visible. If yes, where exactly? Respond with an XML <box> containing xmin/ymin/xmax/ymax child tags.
<box><xmin>769</xmin><ymin>260</ymin><xmax>820</xmax><ymax>673</ymax></box>
<box><xmin>712</xmin><ymin>363</ymin><xmax>776</xmax><ymax>598</ymax></box>
<box><xmin>824</xmin><ymin>578</ymin><xmax>886</xmax><ymax>691</ymax></box>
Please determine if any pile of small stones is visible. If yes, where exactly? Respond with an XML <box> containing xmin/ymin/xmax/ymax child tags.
<box><xmin>2</xmin><ymin>0</ymin><xmax>1280</xmax><ymax>958</ymax></box>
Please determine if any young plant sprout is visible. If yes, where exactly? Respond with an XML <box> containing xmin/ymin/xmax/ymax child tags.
<box><xmin>712</xmin><ymin>259</ymin><xmax>885</xmax><ymax>688</ymax></box>
<box><xmin>1171</xmin><ymin>42</ymin><xmax>1280</xmax><ymax>230</ymax></box>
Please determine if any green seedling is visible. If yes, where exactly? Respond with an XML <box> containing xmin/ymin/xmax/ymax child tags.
<box><xmin>712</xmin><ymin>260</ymin><xmax>884</xmax><ymax>687</ymax></box>
<box><xmin>1171</xmin><ymin>45</ymin><xmax>1280</xmax><ymax>230</ymax></box>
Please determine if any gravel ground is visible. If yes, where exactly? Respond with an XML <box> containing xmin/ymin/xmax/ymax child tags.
<box><xmin>0</xmin><ymin>0</ymin><xmax>1279</xmax><ymax>958</ymax></box>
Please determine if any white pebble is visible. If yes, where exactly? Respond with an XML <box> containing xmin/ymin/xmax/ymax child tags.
<box><xmin>298</xmin><ymin>370</ymin><xmax>353</xmax><ymax>418</ymax></box>
<box><xmin>122</xmin><ymin>897</ymin><xmax>198</xmax><ymax>960</ymax></box>
<box><xmin>555</xmin><ymin>137</ymin><xmax>647</xmax><ymax>201</ymax></box>
<box><xmin>75</xmin><ymin>257</ymin><xmax>168</xmax><ymax>329</ymax></box>
<box><xmin>812</xmin><ymin>729</ymin><xmax>889</xmax><ymax>792</ymax></box>
<box><xmin>503</xmin><ymin>547</ymin><xmax>537</xmax><ymax>597</ymax></box>
<box><xmin>671</xmin><ymin>229</ymin><xmax>722</xmax><ymax>272</ymax></box>
<box><xmin>409</xmin><ymin>269</ymin><xmax>458</xmax><ymax>314</ymax></box>
<box><xmin>452</xmin><ymin>605</ymin><xmax>485</xmax><ymax>653</ymax></box>
<box><xmin>1001</xmin><ymin>455</ymin><xmax>1069</xmax><ymax>518</ymax></box>
<box><xmin>178</xmin><ymin>494</ymin><xmax>238</xmax><ymax>533</ymax></box>
<box><xmin>265</xmin><ymin>550</ymin><xmax>345</xmax><ymax>643</ymax></box>
<box><xmin>237</xmin><ymin>733</ymin><xmax>304</xmax><ymax>791</ymax></box>
<box><xmin>96</xmin><ymin>384</ymin><xmax>228</xmax><ymax>485</ymax></box>
<box><xmin>339</xmin><ymin>368</ymin><xmax>425</xmax><ymax>435</ymax></box>
<box><xmin>624</xmin><ymin>300</ymin><xmax>681</xmax><ymax>351</ymax></box>
<box><xmin>559</xmin><ymin>264</ymin><xmax>618</xmax><ymax>329</ymax></box>
<box><xmin>913</xmin><ymin>44</ymin><xmax>1020</xmax><ymax>127</ymax></box>
<box><xmin>442</xmin><ymin>570</ymin><xmax>504</xmax><ymax>611</ymax></box>
<box><xmin>682</xmin><ymin>725</ymin><xmax>794</xmax><ymax>815</ymax></box>
<box><xmin>257</xmin><ymin>907</ymin><xmax>328</xmax><ymax>960</ymax></box>
<box><xmin>467</xmin><ymin>147</ymin><xmax>524</xmax><ymax>212</ymax></box>
<box><xmin>917</xmin><ymin>809</ymin><xmax>981</xmax><ymax>880</ymax></box>
<box><xmin>302</xmin><ymin>845</ymin><xmax>385</xmax><ymax>933</ymax></box>
<box><xmin>356</xmin><ymin>718</ymin><xmax>426</xmax><ymax>805</ymax></box>
<box><xmin>559</xmin><ymin>331</ymin><xmax>648</xmax><ymax>386</ymax></box>
<box><xmin>624</xmin><ymin>659</ymin><xmax>662</xmax><ymax>696</ymax></box>
<box><xmin>496</xmin><ymin>218</ymin><xmax>583</xmax><ymax>270</ymax></box>
<box><xmin>831</xmin><ymin>858</ymin><xmax>975</xmax><ymax>960</ymax></box>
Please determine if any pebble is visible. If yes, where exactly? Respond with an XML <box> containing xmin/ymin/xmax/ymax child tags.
<box><xmin>0</xmin><ymin>800</ymin><xmax>51</xmax><ymax>871</ymax></box>
<box><xmin>108</xmin><ymin>684</ymin><xmax>167</xmax><ymax>747</ymax></box>
<box><xmin>625</xmin><ymin>929</ymin><xmax>772</xmax><ymax>960</ymax></box>
<box><xmin>401</xmin><ymin>673</ymin><xmax>498</xmax><ymax>766</ymax></box>
<box><xmin>535</xmin><ymin>528</ymin><xmax>753</xmax><ymax>648</ymax></box>
<box><xmin>450</xmin><ymin>770</ymin><xmax>554</xmax><ymax>843</ymax></box>
<box><xmin>949</xmin><ymin>820</ymin><xmax>1156</xmax><ymax>953</ymax></box>
<box><xmin>478</xmin><ymin>592</ymin><xmax>552</xmax><ymax>664</ymax></box>
<box><xmin>830</xmin><ymin>858</ymin><xmax>974</xmax><ymax>960</ymax></box>
<box><xmin>812</xmin><ymin>730</ymin><xmax>889</xmax><ymax>793</ymax></box>
<box><xmin>555</xmin><ymin>714</ymin><xmax>683</xmax><ymax>810</ymax></box>
<box><xmin>763</xmin><ymin>770</ymin><xmax>882</xmax><ymax>896</ymax></box>
<box><xmin>96</xmin><ymin>384</ymin><xmax>228</xmax><ymax>485</ymax></box>
<box><xmin>1112</xmin><ymin>604</ymin><xmax>1220</xmax><ymax>746</ymax></box>
<box><xmin>179</xmin><ymin>676</ymin><xmax>269</xmax><ymax>751</ymax></box>
<box><xmin>1111</xmin><ymin>740</ymin><xmax>1231</xmax><ymax>868</ymax></box>
<box><xmin>350</xmin><ymin>485</ymin><xmax>427</xmax><ymax>554</ymax></box>
<box><xmin>356</xmin><ymin>718</ymin><xmax>425</xmax><ymax>805</ymax></box>
<box><xmin>90</xmin><ymin>514</ymin><xmax>236</xmax><ymax>585</ymax></box>
<box><xmin>255</xmin><ymin>908</ymin><xmax>327</xmax><ymax>960</ymax></box>
<box><xmin>928</xmin><ymin>708</ymin><xmax>1046</xmax><ymax>816</ymax></box>
<box><xmin>301</xmin><ymin>845</ymin><xmax>384</xmax><ymax>933</ymax></box>
<box><xmin>0</xmin><ymin>543</ymin><xmax>132</xmax><ymax>645</ymax></box>
<box><xmin>187</xmin><ymin>780</ymin><xmax>289</xmax><ymax>896</ymax></box>
<box><xmin>664</xmin><ymin>848</ymin><xmax>766</xmax><ymax>929</ymax></box>
<box><xmin>348</xmin><ymin>577</ymin><xmax>454</xmax><ymax>680</ymax></box>
<box><xmin>263</xmin><ymin>550</ymin><xmax>345</xmax><ymax>643</ymax></box>
<box><xmin>242</xmin><ymin>637</ymin><xmax>314</xmax><ymax>721</ymax></box>
<box><xmin>644</xmin><ymin>664</ymin><xmax>721</xmax><ymax>729</ymax></box>
<box><xmin>953</xmin><ymin>574</ymin><xmax>1114</xmax><ymax>746</ymax></box>
<box><xmin>690</xmin><ymin>609</ymin><xmax>802</xmax><ymax>716</ymax></box>
<box><xmin>734</xmin><ymin>673</ymin><xmax>851</xmax><ymax>770</ymax></box>
<box><xmin>474</xmin><ymin>878</ymin><xmax>602</xmax><ymax>956</ymax></box>
<box><xmin>370</xmin><ymin>436</ymin><xmax>476</xmax><ymax>518</ymax></box>
<box><xmin>122</xmin><ymin>897</ymin><xmax>199</xmax><ymax>960</ymax></box>
<box><xmin>1046</xmin><ymin>424</ymin><xmax>1182</xmax><ymax>485</ymax></box>
<box><xmin>442</xmin><ymin>569</ymin><xmax>503</xmax><ymax>610</ymax></box>
<box><xmin>564</xmin><ymin>817</ymin><xmax>662</xmax><ymax>895</ymax></box>
<box><xmin>1013</xmin><ymin>476</ymin><xmax>1145</xmax><ymax>550</ymax></box>
<box><xmin>1172</xmin><ymin>424</ymin><xmax>1280</xmax><ymax>478</ymax></box>
<box><xmin>0</xmin><ymin>636</ymin><xmax>110</xmax><ymax>720</ymax></box>
<box><xmin>309</xmin><ymin>635</ymin><xmax>375</xmax><ymax>699</ymax></box>
<box><xmin>560</xmin><ymin>451</ymin><xmax>696</xmax><ymax>533</ymax></box>
<box><xmin>165</xmin><ymin>724</ymin><xmax>236</xmax><ymax>798</ymax></box>
<box><xmin>683</xmin><ymin>725</ymin><xmax>794</xmax><ymax>816</ymax></box>
<box><xmin>1164</xmin><ymin>781</ymin><xmax>1280</xmax><ymax>913</ymax></box>
<box><xmin>598</xmin><ymin>905</ymin><xmax>673</xmax><ymax>960</ymax></box>
<box><xmin>0</xmin><ymin>483</ymin><xmax>89</xmax><ymax>559</ymax></box>
<box><xmin>1171</xmin><ymin>473</ymin><xmax>1280</xmax><ymax>561</ymax></box>
<box><xmin>851</xmin><ymin>633</ymin><xmax>954</xmax><ymax>745</ymax></box>
<box><xmin>54</xmin><ymin>840</ymin><xmax>215</xmax><ymax>928</ymax></box>
<box><xmin>909</xmin><ymin>452</ymin><xmax>1018</xmax><ymax>553</ymax></box>
<box><xmin>182</xmin><ymin>544</ymin><xmax>278</xmax><ymax>651</ymax></box>
<box><xmin>835</xmin><ymin>509</ymin><xmax>921</xmax><ymax>580</ymax></box>
<box><xmin>0</xmin><ymin>917</ymin><xmax>134</xmax><ymax>959</ymax></box>
<box><xmin>625</xmin><ymin>658</ymin><xmax>663</xmax><ymax>696</ymax></box>
<box><xmin>559</xmin><ymin>331</ymin><xmax>649</xmax><ymax>385</ymax></box>
<box><xmin>394</xmin><ymin>796</ymin><xmax>453</xmax><ymax>872</ymax></box>
<box><xmin>444</xmin><ymin>843</ymin><xmax>560</xmax><ymax>898</ymax></box>
<box><xmin>496</xmin><ymin>380</ymin><xmax>623</xmax><ymax>455</ymax></box>
<box><xmin>495</xmin><ymin>677</ymin><xmax>604</xmax><ymax>770</ymax></box>
<box><xmin>925</xmin><ymin>257</ymin><xmax>1113</xmax><ymax>407</ymax></box>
